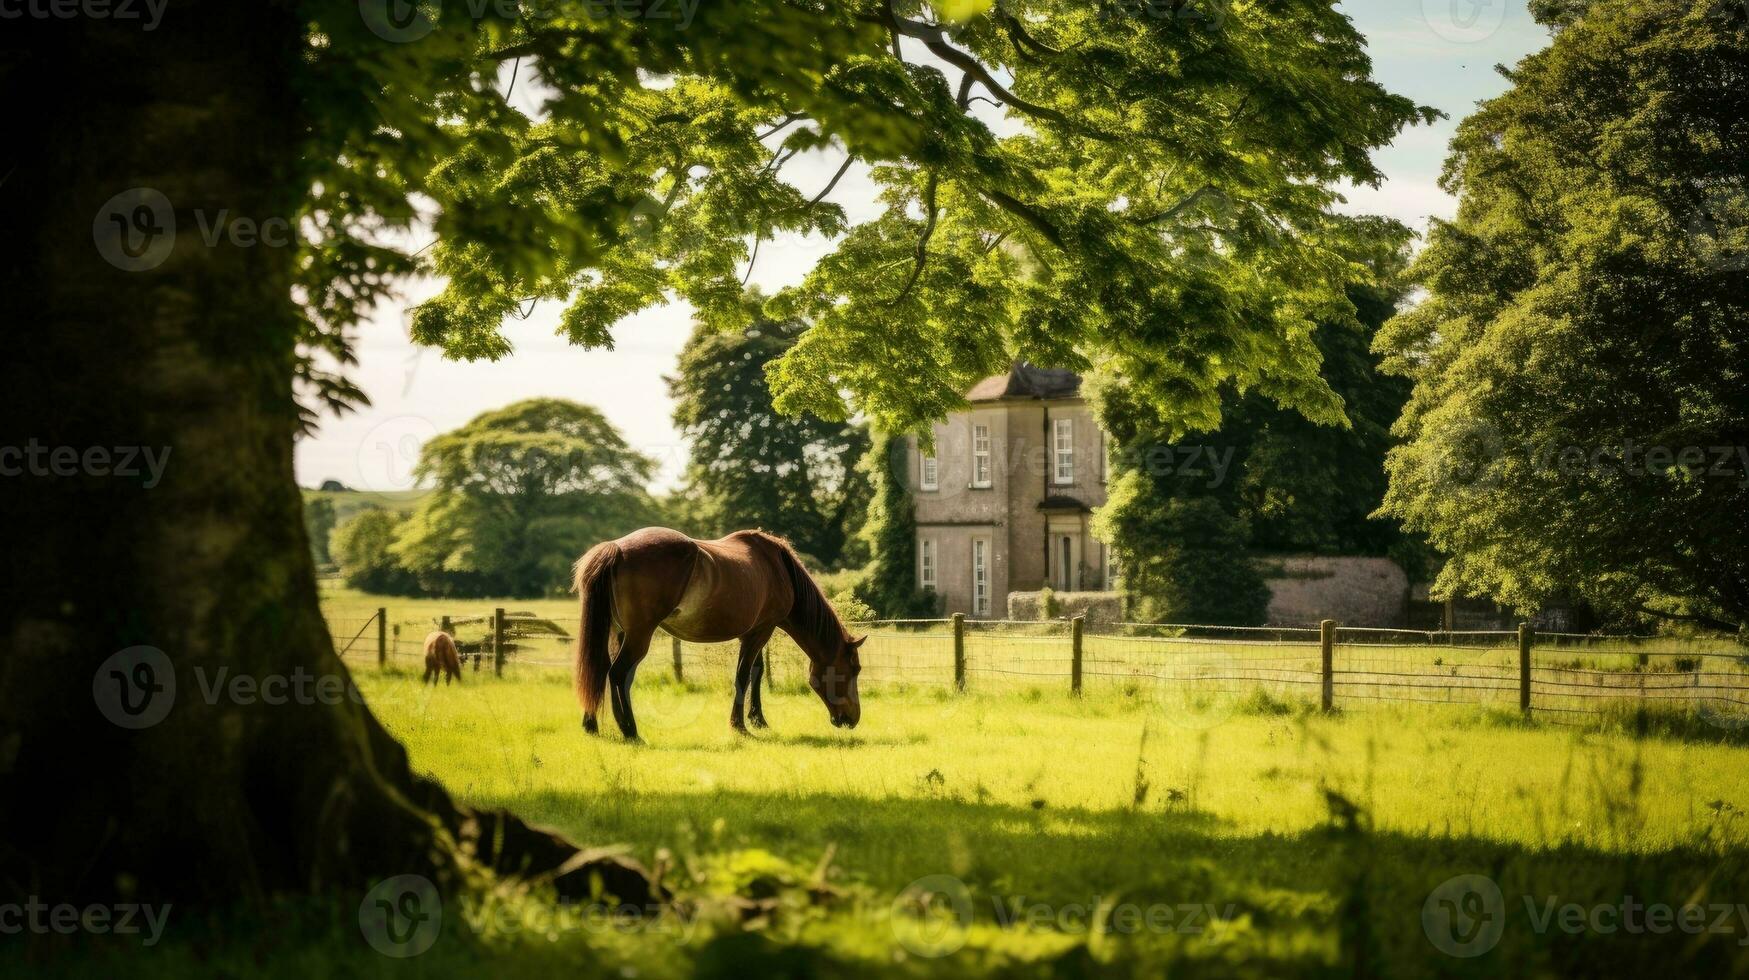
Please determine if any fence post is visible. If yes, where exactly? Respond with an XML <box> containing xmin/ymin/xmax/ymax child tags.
<box><xmin>671</xmin><ymin>632</ymin><xmax>683</xmax><ymax>683</ymax></box>
<box><xmin>1320</xmin><ymin>619</ymin><xmax>1336</xmax><ymax>712</ymax></box>
<box><xmin>952</xmin><ymin>613</ymin><xmax>966</xmax><ymax>692</ymax></box>
<box><xmin>376</xmin><ymin>607</ymin><xmax>386</xmax><ymax>668</ymax></box>
<box><xmin>1070</xmin><ymin>615</ymin><xmax>1084</xmax><ymax>697</ymax></box>
<box><xmin>1518</xmin><ymin>621</ymin><xmax>1533</xmax><ymax>718</ymax></box>
<box><xmin>493</xmin><ymin>607</ymin><xmax>506</xmax><ymax>677</ymax></box>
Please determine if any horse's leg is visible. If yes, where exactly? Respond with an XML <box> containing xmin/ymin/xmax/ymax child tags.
<box><xmin>747</xmin><ymin>650</ymin><xmax>769</xmax><ymax>729</ymax></box>
<box><xmin>731</xmin><ymin>627</ymin><xmax>774</xmax><ymax>733</ymax></box>
<box><xmin>586</xmin><ymin>630</ymin><xmax>627</xmax><ymax>735</ymax></box>
<box><xmin>609</xmin><ymin>628</ymin><xmax>652</xmax><ymax>741</ymax></box>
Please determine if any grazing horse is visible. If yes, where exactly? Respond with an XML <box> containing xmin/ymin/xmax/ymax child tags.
<box><xmin>572</xmin><ymin>527</ymin><xmax>864</xmax><ymax>740</ymax></box>
<box><xmin>423</xmin><ymin>631</ymin><xmax>462</xmax><ymax>685</ymax></box>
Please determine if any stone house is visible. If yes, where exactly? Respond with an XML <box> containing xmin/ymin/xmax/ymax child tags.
<box><xmin>905</xmin><ymin>364</ymin><xmax>1114</xmax><ymax>618</ymax></box>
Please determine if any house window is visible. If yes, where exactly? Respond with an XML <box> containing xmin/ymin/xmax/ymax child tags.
<box><xmin>971</xmin><ymin>424</ymin><xmax>992</xmax><ymax>488</ymax></box>
<box><xmin>972</xmin><ymin>538</ymin><xmax>991</xmax><ymax>616</ymax></box>
<box><xmin>918</xmin><ymin>538</ymin><xmax>937</xmax><ymax>591</ymax></box>
<box><xmin>919</xmin><ymin>450</ymin><xmax>938</xmax><ymax>491</ymax></box>
<box><xmin>1106</xmin><ymin>548</ymin><xmax>1120</xmax><ymax>591</ymax></box>
<box><xmin>1054</xmin><ymin>417</ymin><xmax>1074</xmax><ymax>485</ymax></box>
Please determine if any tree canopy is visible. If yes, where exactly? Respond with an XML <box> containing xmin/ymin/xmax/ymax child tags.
<box><xmin>333</xmin><ymin>507</ymin><xmax>418</xmax><ymax>594</ymax></box>
<box><xmin>1094</xmin><ymin>227</ymin><xmax>1423</xmax><ymax>623</ymax></box>
<box><xmin>1376</xmin><ymin>0</ymin><xmax>1749</xmax><ymax>629</ymax></box>
<box><xmin>392</xmin><ymin>399</ymin><xmax>657</xmax><ymax>595</ymax></box>
<box><xmin>667</xmin><ymin>314</ymin><xmax>870</xmax><ymax>567</ymax></box>
<box><xmin>293</xmin><ymin>0</ymin><xmax>1437</xmax><ymax>446</ymax></box>
<box><xmin>0</xmin><ymin>0</ymin><xmax>1437</xmax><ymax>910</ymax></box>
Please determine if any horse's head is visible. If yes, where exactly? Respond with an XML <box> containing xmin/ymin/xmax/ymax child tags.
<box><xmin>809</xmin><ymin>634</ymin><xmax>864</xmax><ymax>729</ymax></box>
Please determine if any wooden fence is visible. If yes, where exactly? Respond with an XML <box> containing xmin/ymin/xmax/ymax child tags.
<box><xmin>325</xmin><ymin>610</ymin><xmax>1749</xmax><ymax>724</ymax></box>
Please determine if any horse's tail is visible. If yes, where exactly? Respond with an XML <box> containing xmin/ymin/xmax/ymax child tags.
<box><xmin>573</xmin><ymin>542</ymin><xmax>620</xmax><ymax>716</ymax></box>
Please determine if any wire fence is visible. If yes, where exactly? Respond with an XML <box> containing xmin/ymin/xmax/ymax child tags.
<box><xmin>325</xmin><ymin>608</ymin><xmax>1749</xmax><ymax>727</ymax></box>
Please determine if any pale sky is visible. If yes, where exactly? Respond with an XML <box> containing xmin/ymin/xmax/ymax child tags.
<box><xmin>295</xmin><ymin>0</ymin><xmax>1551</xmax><ymax>495</ymax></box>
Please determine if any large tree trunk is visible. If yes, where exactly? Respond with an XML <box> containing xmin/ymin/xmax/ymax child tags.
<box><xmin>0</xmin><ymin>4</ymin><xmax>651</xmax><ymax>912</ymax></box>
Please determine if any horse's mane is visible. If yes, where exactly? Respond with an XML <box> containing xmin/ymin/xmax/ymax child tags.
<box><xmin>752</xmin><ymin>531</ymin><xmax>848</xmax><ymax>657</ymax></box>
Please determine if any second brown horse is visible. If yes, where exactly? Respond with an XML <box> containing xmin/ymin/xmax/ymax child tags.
<box><xmin>573</xmin><ymin>527</ymin><xmax>863</xmax><ymax>740</ymax></box>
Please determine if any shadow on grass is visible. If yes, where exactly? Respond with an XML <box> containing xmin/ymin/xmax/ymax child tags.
<box><xmin>16</xmin><ymin>786</ymin><xmax>1748</xmax><ymax>979</ymax></box>
<box><xmin>479</xmin><ymin>784</ymin><xmax>1749</xmax><ymax>978</ymax></box>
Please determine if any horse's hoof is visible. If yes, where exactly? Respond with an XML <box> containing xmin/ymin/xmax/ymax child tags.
<box><xmin>731</xmin><ymin>722</ymin><xmax>749</xmax><ymax>736</ymax></box>
<box><xmin>749</xmin><ymin>716</ymin><xmax>768</xmax><ymax>729</ymax></box>
<box><xmin>582</xmin><ymin>717</ymin><xmax>599</xmax><ymax>734</ymax></box>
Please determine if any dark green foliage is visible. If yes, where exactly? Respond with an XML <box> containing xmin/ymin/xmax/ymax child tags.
<box><xmin>853</xmin><ymin>433</ymin><xmax>941</xmax><ymax>619</ymax></box>
<box><xmin>1377</xmin><ymin>0</ymin><xmax>1749</xmax><ymax>629</ymax></box>
<box><xmin>1103</xmin><ymin>497</ymin><xmax>1269</xmax><ymax>625</ymax></box>
<box><xmin>1094</xmin><ymin>228</ymin><xmax>1421</xmax><ymax>622</ymax></box>
<box><xmin>333</xmin><ymin>508</ymin><xmax>417</xmax><ymax>595</ymax></box>
<box><xmin>668</xmin><ymin>314</ymin><xmax>871</xmax><ymax>568</ymax></box>
<box><xmin>304</xmin><ymin>496</ymin><xmax>336</xmax><ymax>566</ymax></box>
<box><xmin>392</xmin><ymin>399</ymin><xmax>658</xmax><ymax>597</ymax></box>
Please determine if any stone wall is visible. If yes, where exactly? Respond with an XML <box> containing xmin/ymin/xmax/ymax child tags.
<box><xmin>1259</xmin><ymin>555</ymin><xmax>1408</xmax><ymax>627</ymax></box>
<box><xmin>1008</xmin><ymin>556</ymin><xmax>1413</xmax><ymax>627</ymax></box>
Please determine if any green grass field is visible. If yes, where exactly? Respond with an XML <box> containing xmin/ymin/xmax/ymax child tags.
<box><xmin>52</xmin><ymin>649</ymin><xmax>1749</xmax><ymax>979</ymax></box>
<box><xmin>79</xmin><ymin>584</ymin><xmax>1712</xmax><ymax>977</ymax></box>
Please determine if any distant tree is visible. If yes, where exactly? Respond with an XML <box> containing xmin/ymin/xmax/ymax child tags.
<box><xmin>1376</xmin><ymin>0</ymin><xmax>1749</xmax><ymax>630</ymax></box>
<box><xmin>1101</xmin><ymin>497</ymin><xmax>1270</xmax><ymax>625</ymax></box>
<box><xmin>853</xmin><ymin>433</ymin><xmax>940</xmax><ymax>619</ymax></box>
<box><xmin>304</xmin><ymin>497</ymin><xmax>337</xmax><ymax>566</ymax></box>
<box><xmin>318</xmin><ymin>479</ymin><xmax>351</xmax><ymax>492</ymax></box>
<box><xmin>668</xmin><ymin>315</ymin><xmax>871</xmax><ymax>567</ymax></box>
<box><xmin>1094</xmin><ymin>224</ymin><xmax>1422</xmax><ymax>620</ymax></box>
<box><xmin>391</xmin><ymin>399</ymin><xmax>657</xmax><ymax>597</ymax></box>
<box><xmin>332</xmin><ymin>508</ymin><xmax>416</xmax><ymax>595</ymax></box>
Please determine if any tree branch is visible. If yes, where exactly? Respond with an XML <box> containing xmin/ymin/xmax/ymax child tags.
<box><xmin>810</xmin><ymin>154</ymin><xmax>855</xmax><ymax>207</ymax></box>
<box><xmin>979</xmin><ymin>187</ymin><xmax>1066</xmax><ymax>249</ymax></box>
<box><xmin>867</xmin><ymin>1</ymin><xmax>1112</xmax><ymax>142</ymax></box>
<box><xmin>1132</xmin><ymin>184</ymin><xmax>1223</xmax><ymax>225</ymax></box>
<box><xmin>741</xmin><ymin>235</ymin><xmax>763</xmax><ymax>286</ymax></box>
<box><xmin>888</xmin><ymin>171</ymin><xmax>940</xmax><ymax>305</ymax></box>
<box><xmin>1633</xmin><ymin>604</ymin><xmax>1741</xmax><ymax>634</ymax></box>
<box><xmin>758</xmin><ymin>113</ymin><xmax>804</xmax><ymax>140</ymax></box>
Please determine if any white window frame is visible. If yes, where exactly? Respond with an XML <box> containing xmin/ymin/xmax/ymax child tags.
<box><xmin>1053</xmin><ymin>417</ymin><xmax>1075</xmax><ymax>485</ymax></box>
<box><xmin>972</xmin><ymin>538</ymin><xmax>991</xmax><ymax>616</ymax></box>
<box><xmin>919</xmin><ymin>449</ymin><xmax>938</xmax><ymax>491</ymax></box>
<box><xmin>971</xmin><ymin>424</ymin><xmax>992</xmax><ymax>488</ymax></box>
<box><xmin>1106</xmin><ymin>548</ymin><xmax>1120</xmax><ymax>591</ymax></box>
<box><xmin>918</xmin><ymin>537</ymin><xmax>937</xmax><ymax>591</ymax></box>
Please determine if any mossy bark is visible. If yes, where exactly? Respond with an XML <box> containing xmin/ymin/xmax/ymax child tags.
<box><xmin>0</xmin><ymin>3</ymin><xmax>651</xmax><ymax>912</ymax></box>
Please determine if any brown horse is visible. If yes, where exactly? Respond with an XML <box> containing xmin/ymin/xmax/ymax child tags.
<box><xmin>572</xmin><ymin>527</ymin><xmax>863</xmax><ymax>740</ymax></box>
<box><xmin>423</xmin><ymin>630</ymin><xmax>462</xmax><ymax>685</ymax></box>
